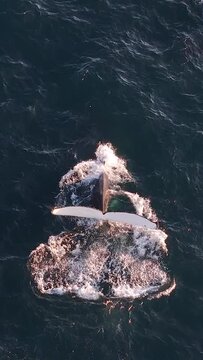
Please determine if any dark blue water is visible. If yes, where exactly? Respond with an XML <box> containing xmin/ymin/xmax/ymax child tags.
<box><xmin>1</xmin><ymin>0</ymin><xmax>203</xmax><ymax>359</ymax></box>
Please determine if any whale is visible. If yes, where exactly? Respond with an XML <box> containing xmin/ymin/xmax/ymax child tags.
<box><xmin>91</xmin><ymin>172</ymin><xmax>109</xmax><ymax>214</ymax></box>
<box><xmin>52</xmin><ymin>172</ymin><xmax>157</xmax><ymax>229</ymax></box>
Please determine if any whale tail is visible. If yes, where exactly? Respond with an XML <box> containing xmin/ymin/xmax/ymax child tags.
<box><xmin>52</xmin><ymin>206</ymin><xmax>157</xmax><ymax>229</ymax></box>
<box><xmin>91</xmin><ymin>172</ymin><xmax>109</xmax><ymax>214</ymax></box>
<box><xmin>52</xmin><ymin>172</ymin><xmax>157</xmax><ymax>229</ymax></box>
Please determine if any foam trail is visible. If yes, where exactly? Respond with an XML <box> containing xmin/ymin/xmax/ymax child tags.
<box><xmin>52</xmin><ymin>206</ymin><xmax>157</xmax><ymax>229</ymax></box>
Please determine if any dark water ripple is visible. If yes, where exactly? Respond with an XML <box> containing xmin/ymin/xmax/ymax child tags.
<box><xmin>0</xmin><ymin>0</ymin><xmax>203</xmax><ymax>359</ymax></box>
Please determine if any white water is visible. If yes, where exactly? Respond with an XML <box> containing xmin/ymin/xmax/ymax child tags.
<box><xmin>28</xmin><ymin>143</ymin><xmax>175</xmax><ymax>301</ymax></box>
<box><xmin>60</xmin><ymin>143</ymin><xmax>133</xmax><ymax>189</ymax></box>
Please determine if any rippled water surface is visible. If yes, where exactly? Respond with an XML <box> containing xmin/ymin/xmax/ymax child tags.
<box><xmin>1</xmin><ymin>0</ymin><xmax>203</xmax><ymax>359</ymax></box>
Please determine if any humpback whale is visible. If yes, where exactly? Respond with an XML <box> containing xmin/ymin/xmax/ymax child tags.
<box><xmin>91</xmin><ymin>172</ymin><xmax>109</xmax><ymax>214</ymax></box>
<box><xmin>52</xmin><ymin>206</ymin><xmax>157</xmax><ymax>229</ymax></box>
<box><xmin>52</xmin><ymin>171</ymin><xmax>157</xmax><ymax>229</ymax></box>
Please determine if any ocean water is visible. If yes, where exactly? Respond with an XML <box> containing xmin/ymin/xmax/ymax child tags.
<box><xmin>0</xmin><ymin>0</ymin><xmax>203</xmax><ymax>359</ymax></box>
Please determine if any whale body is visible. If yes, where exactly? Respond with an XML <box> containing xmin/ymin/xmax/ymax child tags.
<box><xmin>52</xmin><ymin>206</ymin><xmax>157</xmax><ymax>229</ymax></box>
<box><xmin>91</xmin><ymin>172</ymin><xmax>109</xmax><ymax>214</ymax></box>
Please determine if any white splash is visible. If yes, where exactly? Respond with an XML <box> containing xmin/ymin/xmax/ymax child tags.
<box><xmin>59</xmin><ymin>143</ymin><xmax>133</xmax><ymax>190</ymax></box>
<box><xmin>28</xmin><ymin>223</ymin><xmax>173</xmax><ymax>300</ymax></box>
<box><xmin>28</xmin><ymin>143</ymin><xmax>175</xmax><ymax>301</ymax></box>
<box><xmin>133</xmin><ymin>228</ymin><xmax>168</xmax><ymax>259</ymax></box>
<box><xmin>125</xmin><ymin>191</ymin><xmax>158</xmax><ymax>222</ymax></box>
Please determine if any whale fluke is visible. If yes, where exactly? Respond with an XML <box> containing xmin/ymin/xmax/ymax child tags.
<box><xmin>52</xmin><ymin>206</ymin><xmax>157</xmax><ymax>229</ymax></box>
